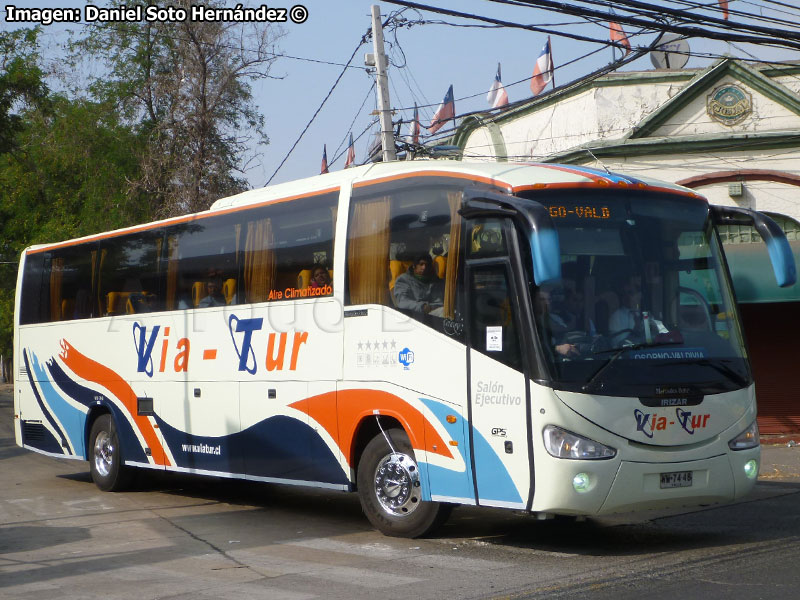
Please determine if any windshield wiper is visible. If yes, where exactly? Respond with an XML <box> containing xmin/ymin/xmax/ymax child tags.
<box><xmin>668</xmin><ymin>358</ymin><xmax>750</xmax><ymax>388</ymax></box>
<box><xmin>582</xmin><ymin>340</ymin><xmax>684</xmax><ymax>393</ymax></box>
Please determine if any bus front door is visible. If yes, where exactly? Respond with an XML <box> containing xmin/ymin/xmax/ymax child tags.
<box><xmin>465</xmin><ymin>229</ymin><xmax>533</xmax><ymax>510</ymax></box>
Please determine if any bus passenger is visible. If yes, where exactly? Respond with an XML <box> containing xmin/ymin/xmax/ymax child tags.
<box><xmin>198</xmin><ymin>276</ymin><xmax>226</xmax><ymax>307</ymax></box>
<box><xmin>309</xmin><ymin>265</ymin><xmax>332</xmax><ymax>289</ymax></box>
<box><xmin>393</xmin><ymin>253</ymin><xmax>444</xmax><ymax>316</ymax></box>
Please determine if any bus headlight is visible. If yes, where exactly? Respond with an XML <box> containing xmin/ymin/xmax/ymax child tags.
<box><xmin>728</xmin><ymin>420</ymin><xmax>759</xmax><ymax>451</ymax></box>
<box><xmin>543</xmin><ymin>425</ymin><xmax>616</xmax><ymax>460</ymax></box>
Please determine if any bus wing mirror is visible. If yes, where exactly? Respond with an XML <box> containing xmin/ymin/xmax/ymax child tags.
<box><xmin>460</xmin><ymin>192</ymin><xmax>561</xmax><ymax>285</ymax></box>
<box><xmin>711</xmin><ymin>205</ymin><xmax>797</xmax><ymax>288</ymax></box>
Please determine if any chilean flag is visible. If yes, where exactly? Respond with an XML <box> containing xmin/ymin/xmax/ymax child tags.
<box><xmin>429</xmin><ymin>84</ymin><xmax>454</xmax><ymax>134</ymax></box>
<box><xmin>344</xmin><ymin>132</ymin><xmax>355</xmax><ymax>168</ymax></box>
<box><xmin>410</xmin><ymin>103</ymin><xmax>421</xmax><ymax>144</ymax></box>
<box><xmin>530</xmin><ymin>37</ymin><xmax>553</xmax><ymax>96</ymax></box>
<box><xmin>609</xmin><ymin>22</ymin><xmax>631</xmax><ymax>56</ymax></box>
<box><xmin>320</xmin><ymin>144</ymin><xmax>329</xmax><ymax>174</ymax></box>
<box><xmin>487</xmin><ymin>63</ymin><xmax>509</xmax><ymax>108</ymax></box>
<box><xmin>718</xmin><ymin>0</ymin><xmax>728</xmax><ymax>19</ymax></box>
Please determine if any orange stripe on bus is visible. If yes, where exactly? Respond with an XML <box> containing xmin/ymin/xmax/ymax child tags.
<box><xmin>58</xmin><ymin>339</ymin><xmax>171</xmax><ymax>467</ymax></box>
<box><xmin>513</xmin><ymin>181</ymin><xmax>702</xmax><ymax>199</ymax></box>
<box><xmin>292</xmin><ymin>389</ymin><xmax>452</xmax><ymax>467</ymax></box>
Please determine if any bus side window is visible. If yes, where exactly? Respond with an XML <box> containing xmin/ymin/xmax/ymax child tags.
<box><xmin>166</xmin><ymin>213</ymin><xmax>240</xmax><ymax>309</ymax></box>
<box><xmin>19</xmin><ymin>252</ymin><xmax>47</xmax><ymax>325</ymax></box>
<box><xmin>346</xmin><ymin>179</ymin><xmax>464</xmax><ymax>336</ymax></box>
<box><xmin>45</xmin><ymin>244</ymin><xmax>97</xmax><ymax>322</ymax></box>
<box><xmin>99</xmin><ymin>231</ymin><xmax>164</xmax><ymax>315</ymax></box>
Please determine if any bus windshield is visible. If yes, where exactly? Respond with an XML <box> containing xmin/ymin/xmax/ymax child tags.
<box><xmin>518</xmin><ymin>190</ymin><xmax>750</xmax><ymax>397</ymax></box>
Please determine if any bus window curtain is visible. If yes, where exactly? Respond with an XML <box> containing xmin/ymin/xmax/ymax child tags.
<box><xmin>234</xmin><ymin>223</ymin><xmax>242</xmax><ymax>304</ymax></box>
<box><xmin>348</xmin><ymin>196</ymin><xmax>390</xmax><ymax>305</ymax></box>
<box><xmin>165</xmin><ymin>236</ymin><xmax>179</xmax><ymax>310</ymax></box>
<box><xmin>96</xmin><ymin>248</ymin><xmax>108</xmax><ymax>315</ymax></box>
<box><xmin>90</xmin><ymin>250</ymin><xmax>97</xmax><ymax>317</ymax></box>
<box><xmin>244</xmin><ymin>217</ymin><xmax>276</xmax><ymax>303</ymax></box>
<box><xmin>444</xmin><ymin>190</ymin><xmax>462</xmax><ymax>319</ymax></box>
<box><xmin>49</xmin><ymin>258</ymin><xmax>64</xmax><ymax>321</ymax></box>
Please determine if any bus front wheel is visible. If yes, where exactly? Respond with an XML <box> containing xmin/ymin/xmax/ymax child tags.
<box><xmin>357</xmin><ymin>428</ymin><xmax>450</xmax><ymax>538</ymax></box>
<box><xmin>89</xmin><ymin>414</ymin><xmax>133</xmax><ymax>492</ymax></box>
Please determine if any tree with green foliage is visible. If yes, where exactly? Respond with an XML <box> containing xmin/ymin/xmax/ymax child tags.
<box><xmin>72</xmin><ymin>0</ymin><xmax>284</xmax><ymax>217</ymax></box>
<box><xmin>0</xmin><ymin>29</ymin><xmax>148</xmax><ymax>367</ymax></box>
<box><xmin>0</xmin><ymin>28</ymin><xmax>47</xmax><ymax>155</ymax></box>
<box><xmin>0</xmin><ymin>27</ymin><xmax>49</xmax><ymax>373</ymax></box>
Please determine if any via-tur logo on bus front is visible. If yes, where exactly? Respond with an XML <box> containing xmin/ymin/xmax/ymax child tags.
<box><xmin>634</xmin><ymin>407</ymin><xmax>710</xmax><ymax>438</ymax></box>
<box><xmin>398</xmin><ymin>347</ymin><xmax>414</xmax><ymax>370</ymax></box>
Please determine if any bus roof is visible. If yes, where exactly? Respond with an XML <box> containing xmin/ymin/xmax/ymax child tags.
<box><xmin>25</xmin><ymin>160</ymin><xmax>703</xmax><ymax>254</ymax></box>
<box><xmin>211</xmin><ymin>160</ymin><xmax>702</xmax><ymax>211</ymax></box>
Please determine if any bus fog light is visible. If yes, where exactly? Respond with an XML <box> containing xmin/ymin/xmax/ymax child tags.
<box><xmin>543</xmin><ymin>425</ymin><xmax>616</xmax><ymax>460</ymax></box>
<box><xmin>744</xmin><ymin>459</ymin><xmax>758</xmax><ymax>480</ymax></box>
<box><xmin>572</xmin><ymin>472</ymin><xmax>591</xmax><ymax>493</ymax></box>
<box><xmin>728</xmin><ymin>421</ymin><xmax>759</xmax><ymax>451</ymax></box>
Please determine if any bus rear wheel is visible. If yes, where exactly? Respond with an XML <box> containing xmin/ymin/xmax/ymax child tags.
<box><xmin>357</xmin><ymin>428</ymin><xmax>450</xmax><ymax>538</ymax></box>
<box><xmin>89</xmin><ymin>414</ymin><xmax>133</xmax><ymax>492</ymax></box>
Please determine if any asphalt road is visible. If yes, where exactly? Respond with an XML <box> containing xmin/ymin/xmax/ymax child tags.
<box><xmin>2</xmin><ymin>383</ymin><xmax>800</xmax><ymax>600</ymax></box>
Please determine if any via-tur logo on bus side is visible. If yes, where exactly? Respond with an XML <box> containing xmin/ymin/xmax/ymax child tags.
<box><xmin>398</xmin><ymin>347</ymin><xmax>414</xmax><ymax>370</ymax></box>
<box><xmin>132</xmin><ymin>317</ymin><xmax>309</xmax><ymax>377</ymax></box>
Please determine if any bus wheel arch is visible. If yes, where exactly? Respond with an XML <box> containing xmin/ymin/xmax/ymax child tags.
<box><xmin>355</xmin><ymin>425</ymin><xmax>451</xmax><ymax>538</ymax></box>
<box><xmin>351</xmin><ymin>414</ymin><xmax>403</xmax><ymax>485</ymax></box>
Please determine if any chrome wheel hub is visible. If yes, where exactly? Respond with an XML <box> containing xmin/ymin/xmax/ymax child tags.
<box><xmin>93</xmin><ymin>431</ymin><xmax>114</xmax><ymax>477</ymax></box>
<box><xmin>373</xmin><ymin>452</ymin><xmax>422</xmax><ymax>517</ymax></box>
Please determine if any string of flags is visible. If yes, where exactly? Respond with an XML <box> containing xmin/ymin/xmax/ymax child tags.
<box><xmin>318</xmin><ymin>21</ymin><xmax>639</xmax><ymax>172</ymax></box>
<box><xmin>428</xmin><ymin>84</ymin><xmax>455</xmax><ymax>134</ymax></box>
<box><xmin>344</xmin><ymin>132</ymin><xmax>356</xmax><ymax>168</ymax></box>
<box><xmin>320</xmin><ymin>144</ymin><xmax>328</xmax><ymax>174</ymax></box>
<box><xmin>609</xmin><ymin>22</ymin><xmax>631</xmax><ymax>57</ymax></box>
<box><xmin>718</xmin><ymin>0</ymin><xmax>729</xmax><ymax>20</ymax></box>
<box><xmin>487</xmin><ymin>63</ymin><xmax>509</xmax><ymax>109</ymax></box>
<box><xmin>530</xmin><ymin>36</ymin><xmax>554</xmax><ymax>96</ymax></box>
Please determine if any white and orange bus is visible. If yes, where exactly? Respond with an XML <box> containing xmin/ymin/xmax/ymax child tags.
<box><xmin>14</xmin><ymin>161</ymin><xmax>796</xmax><ymax>537</ymax></box>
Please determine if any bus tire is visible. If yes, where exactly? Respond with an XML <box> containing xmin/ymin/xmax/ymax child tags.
<box><xmin>89</xmin><ymin>414</ymin><xmax>133</xmax><ymax>492</ymax></box>
<box><xmin>357</xmin><ymin>428</ymin><xmax>451</xmax><ymax>538</ymax></box>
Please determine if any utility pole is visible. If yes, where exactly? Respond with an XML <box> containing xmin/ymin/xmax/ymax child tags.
<box><xmin>368</xmin><ymin>5</ymin><xmax>396</xmax><ymax>162</ymax></box>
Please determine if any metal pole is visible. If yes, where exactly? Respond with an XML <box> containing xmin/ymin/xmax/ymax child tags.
<box><xmin>371</xmin><ymin>5</ymin><xmax>396</xmax><ymax>162</ymax></box>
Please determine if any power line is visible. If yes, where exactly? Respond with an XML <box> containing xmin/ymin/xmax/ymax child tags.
<box><xmin>379</xmin><ymin>0</ymin><xmax>638</xmax><ymax>51</ymax></box>
<box><xmin>265</xmin><ymin>34</ymin><xmax>369</xmax><ymax>185</ymax></box>
<box><xmin>332</xmin><ymin>81</ymin><xmax>376</xmax><ymax>162</ymax></box>
<box><xmin>477</xmin><ymin>0</ymin><xmax>800</xmax><ymax>50</ymax></box>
